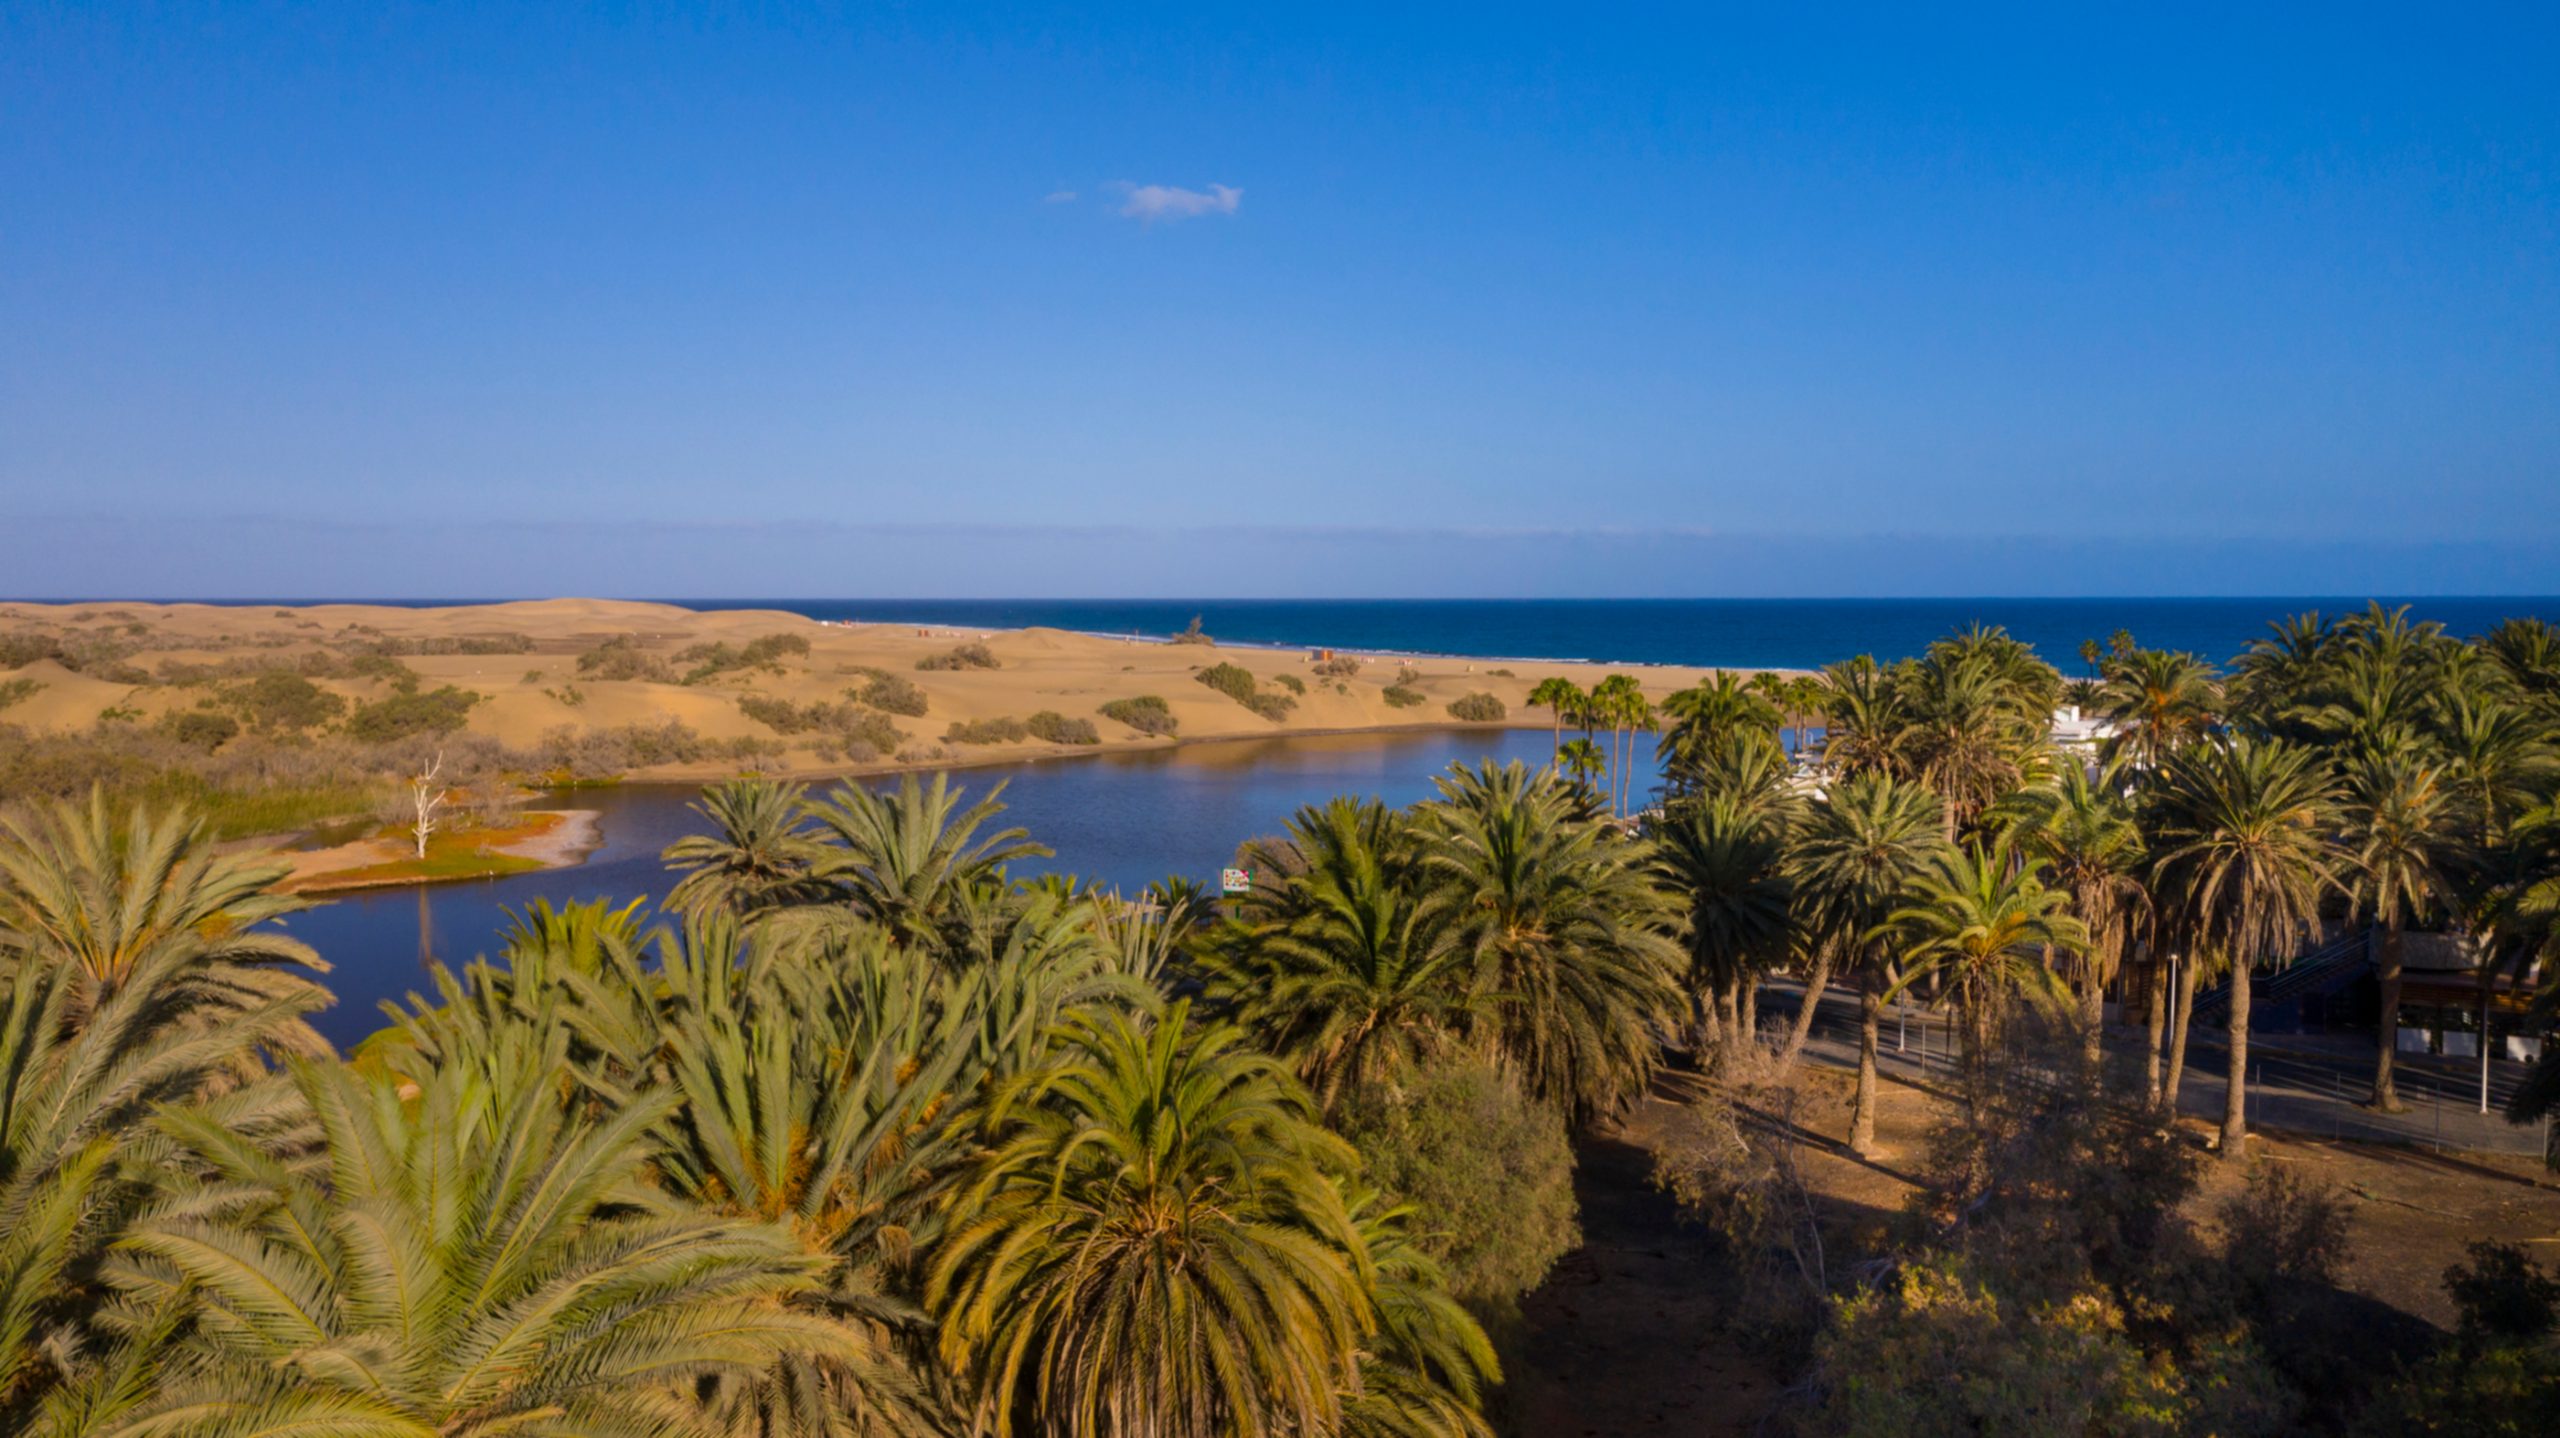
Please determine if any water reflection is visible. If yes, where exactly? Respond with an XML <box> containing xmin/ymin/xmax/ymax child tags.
<box><xmin>276</xmin><ymin>729</ymin><xmax>1662</xmax><ymax>1046</ymax></box>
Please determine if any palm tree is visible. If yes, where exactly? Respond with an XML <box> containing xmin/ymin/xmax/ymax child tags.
<box><xmin>2227</xmin><ymin>611</ymin><xmax>2339</xmax><ymax>731</ymax></box>
<box><xmin>1339</xmin><ymin>1190</ymin><xmax>1500</xmax><ymax>1438</ymax></box>
<box><xmin>2341</xmin><ymin>748</ymin><xmax>2469</xmax><ymax>1113</ymax></box>
<box><xmin>803</xmin><ymin>775</ymin><xmax>1049</xmax><ymax>946</ymax></box>
<box><xmin>1203</xmin><ymin>802</ymin><xmax>1477</xmax><ymax>1111</ymax></box>
<box><xmin>1881</xmin><ymin>840</ymin><xmax>2085</xmax><ymax>1090</ymax></box>
<box><xmin>928</xmin><ymin>1001</ymin><xmax>1374</xmax><ymax>1438</ymax></box>
<box><xmin>1415</xmin><ymin>762</ymin><xmax>1684</xmax><ymax>1120</ymax></box>
<box><xmin>1785</xmin><ymin>773</ymin><xmax>1949</xmax><ymax>1154</ymax></box>
<box><xmin>0</xmin><ymin>792</ymin><xmax>331</xmax><ymax>1059</ymax></box>
<box><xmin>663</xmin><ymin>776</ymin><xmax>828</xmax><ymax>916</ymax></box>
<box><xmin>113</xmin><ymin>1041</ymin><xmax>861</xmax><ymax>1436</ymax></box>
<box><xmin>1657</xmin><ymin>795</ymin><xmax>1794</xmax><ymax>1059</ymax></box>
<box><xmin>1555</xmin><ymin>738</ymin><xmax>1607</xmax><ymax>797</ymax></box>
<box><xmin>1587</xmin><ymin>674</ymin><xmax>1648</xmax><ymax>814</ymax></box>
<box><xmin>1526</xmin><ymin>677</ymin><xmax>1584</xmax><ymax>758</ymax></box>
<box><xmin>1813</xmin><ymin>655</ymin><xmax>1909</xmax><ymax>780</ymax></box>
<box><xmin>2147</xmin><ymin>736</ymin><xmax>2341</xmax><ymax>1160</ymax></box>
<box><xmin>1657</xmin><ymin>673</ymin><xmax>1783</xmax><ymax>799</ymax></box>
<box><xmin>1992</xmin><ymin>761</ymin><xmax>2149</xmax><ymax>1068</ymax></box>
<box><xmin>2095</xmin><ymin>649</ymin><xmax>2221</xmax><ymax>772</ymax></box>
<box><xmin>1900</xmin><ymin>646</ymin><xmax>2041</xmax><ymax>841</ymax></box>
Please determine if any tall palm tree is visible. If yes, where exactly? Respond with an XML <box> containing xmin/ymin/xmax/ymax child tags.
<box><xmin>1525</xmin><ymin>677</ymin><xmax>1584</xmax><ymax>759</ymax></box>
<box><xmin>111</xmin><ymin>1041</ymin><xmax>861</xmax><ymax>1437</ymax></box>
<box><xmin>1657</xmin><ymin>795</ymin><xmax>1794</xmax><ymax>1059</ymax></box>
<box><xmin>1992</xmin><ymin>761</ymin><xmax>2149</xmax><ymax>1068</ymax></box>
<box><xmin>2147</xmin><ymin>736</ymin><xmax>2341</xmax><ymax>1160</ymax></box>
<box><xmin>0</xmin><ymin>792</ymin><xmax>331</xmax><ymax>1060</ymax></box>
<box><xmin>1881</xmin><ymin>840</ymin><xmax>2085</xmax><ymax>1089</ymax></box>
<box><xmin>2095</xmin><ymin>649</ymin><xmax>2221</xmax><ymax>772</ymax></box>
<box><xmin>1785</xmin><ymin>773</ymin><xmax>1949</xmax><ymax>1154</ymax></box>
<box><xmin>1588</xmin><ymin>674</ymin><xmax>1648</xmax><ymax>815</ymax></box>
<box><xmin>928</xmin><ymin>1001</ymin><xmax>1375</xmax><ymax>1438</ymax></box>
<box><xmin>1338</xmin><ymin>1190</ymin><xmax>1500</xmax><ymax>1438</ymax></box>
<box><xmin>663</xmin><ymin>776</ymin><xmax>828</xmax><ymax>917</ymax></box>
<box><xmin>803</xmin><ymin>775</ymin><xmax>1049</xmax><ymax>947</ymax></box>
<box><xmin>1899</xmin><ymin>647</ymin><xmax>2040</xmax><ymax>840</ymax></box>
<box><xmin>1415</xmin><ymin>762</ymin><xmax>1684</xmax><ymax>1120</ymax></box>
<box><xmin>2340</xmin><ymin>748</ymin><xmax>2469</xmax><ymax>1113</ymax></box>
<box><xmin>2227</xmin><ymin>611</ymin><xmax>2339</xmax><ymax>732</ymax></box>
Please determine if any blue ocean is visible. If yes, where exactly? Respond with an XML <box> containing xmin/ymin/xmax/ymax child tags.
<box><xmin>677</xmin><ymin>598</ymin><xmax>2560</xmax><ymax>672</ymax></box>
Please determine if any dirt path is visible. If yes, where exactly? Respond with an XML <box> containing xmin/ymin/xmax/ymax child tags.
<box><xmin>1507</xmin><ymin>1106</ymin><xmax>1784</xmax><ymax>1437</ymax></box>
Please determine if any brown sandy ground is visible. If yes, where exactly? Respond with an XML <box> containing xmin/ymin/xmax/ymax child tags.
<box><xmin>278</xmin><ymin>809</ymin><xmax>601</xmax><ymax>892</ymax></box>
<box><xmin>0</xmin><ymin>599</ymin><xmax>1763</xmax><ymax>785</ymax></box>
<box><xmin>1505</xmin><ymin>1058</ymin><xmax>2560</xmax><ymax>1435</ymax></box>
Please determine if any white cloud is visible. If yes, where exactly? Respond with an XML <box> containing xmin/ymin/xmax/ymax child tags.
<box><xmin>1115</xmin><ymin>181</ymin><xmax>1241</xmax><ymax>222</ymax></box>
<box><xmin>1043</xmin><ymin>189</ymin><xmax>1078</xmax><ymax>203</ymax></box>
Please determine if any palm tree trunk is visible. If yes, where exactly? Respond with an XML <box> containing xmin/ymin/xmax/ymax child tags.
<box><xmin>2163</xmin><ymin>957</ymin><xmax>2200</xmax><ymax>1113</ymax></box>
<box><xmin>2144</xmin><ymin>955</ymin><xmax>2165</xmax><ymax>1106</ymax></box>
<box><xmin>1694</xmin><ymin>982</ymin><xmax>1721</xmax><ymax>1054</ymax></box>
<box><xmin>2222</xmin><ymin>957</ymin><xmax>2253</xmax><ymax>1162</ymax></box>
<box><xmin>1742</xmin><ymin>975</ymin><xmax>1761</xmax><ymax>1046</ymax></box>
<box><xmin>2369</xmin><ymin>923</ymin><xmax>2407</xmax><ymax>1113</ymax></box>
<box><xmin>1778</xmin><ymin>950</ymin><xmax>1833</xmax><ymax>1070</ymax></box>
<box><xmin>1852</xmin><ymin>973</ymin><xmax>1882</xmax><ymax>1156</ymax></box>
<box><xmin>2080</xmin><ymin>962</ymin><xmax>2105</xmax><ymax>1074</ymax></box>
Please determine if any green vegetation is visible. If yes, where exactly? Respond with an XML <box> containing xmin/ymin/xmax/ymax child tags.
<box><xmin>0</xmin><ymin>761</ymin><xmax>1690</xmax><ymax>1435</ymax></box>
<box><xmin>0</xmin><ymin>677</ymin><xmax>40</xmax><ymax>711</ymax></box>
<box><xmin>342</xmin><ymin>682</ymin><xmax>482</xmax><ymax>742</ymax></box>
<box><xmin>848</xmin><ymin>666</ymin><xmax>929</xmax><ymax>715</ymax></box>
<box><xmin>576</xmin><ymin>633</ymin><xmax>673</xmax><ymax>681</ymax></box>
<box><xmin>676</xmin><ymin>632</ymin><xmax>812</xmax><ymax>684</ymax></box>
<box><xmin>1444</xmin><ymin>692</ymin><xmax>1505</xmax><ymax>723</ymax></box>
<box><xmin>1025</xmin><ymin>710</ymin><xmax>1100</xmax><ymax>744</ymax></box>
<box><xmin>943</xmin><ymin>714</ymin><xmax>1030</xmax><ymax>744</ymax></box>
<box><xmin>917</xmin><ymin>640</ymin><xmax>1000</xmax><ymax>671</ymax></box>
<box><xmin>1197</xmin><ymin>662</ymin><xmax>1296</xmax><ymax>721</ymax></box>
<box><xmin>1098</xmin><ymin>694</ymin><xmax>1178</xmax><ymax>736</ymax></box>
<box><xmin>1382</xmin><ymin>683</ymin><xmax>1426</xmax><ymax>708</ymax></box>
<box><xmin>1169</xmin><ymin>613</ymin><xmax>1215</xmax><ymax>645</ymax></box>
<box><xmin>737</xmin><ymin>695</ymin><xmax>902</xmax><ymax>759</ymax></box>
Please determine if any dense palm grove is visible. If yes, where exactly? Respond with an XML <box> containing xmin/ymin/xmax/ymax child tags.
<box><xmin>3</xmin><ymin>604</ymin><xmax>2560</xmax><ymax>1434</ymax></box>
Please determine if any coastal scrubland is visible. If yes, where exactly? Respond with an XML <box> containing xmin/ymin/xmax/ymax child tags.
<box><xmin>0</xmin><ymin>598</ymin><xmax>1719</xmax><ymax>836</ymax></box>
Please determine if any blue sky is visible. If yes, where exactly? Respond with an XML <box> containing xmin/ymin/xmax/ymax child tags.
<box><xmin>4</xmin><ymin>4</ymin><xmax>2555</xmax><ymax>597</ymax></box>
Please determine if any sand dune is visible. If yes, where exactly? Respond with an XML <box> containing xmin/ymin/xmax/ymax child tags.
<box><xmin>0</xmin><ymin>599</ymin><xmax>1777</xmax><ymax>781</ymax></box>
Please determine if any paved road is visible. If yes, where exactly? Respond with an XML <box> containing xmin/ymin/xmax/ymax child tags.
<box><xmin>1757</xmin><ymin>979</ymin><xmax>2552</xmax><ymax>1159</ymax></box>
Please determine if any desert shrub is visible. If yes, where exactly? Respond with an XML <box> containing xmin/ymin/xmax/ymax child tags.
<box><xmin>831</xmin><ymin>707</ymin><xmax>901</xmax><ymax>760</ymax></box>
<box><xmin>575</xmin><ymin>636</ymin><xmax>672</xmax><ymax>682</ymax></box>
<box><xmin>0</xmin><ymin>633</ymin><xmax>62</xmax><ymax>668</ymax></box>
<box><xmin>1381</xmin><ymin>685</ymin><xmax>1425</xmax><ymax>709</ymax></box>
<box><xmin>1270</xmin><ymin>673</ymin><xmax>1306</xmax><ymax>696</ymax></box>
<box><xmin>1195</xmin><ymin>663</ymin><xmax>1295</xmax><ymax>721</ymax></box>
<box><xmin>738</xmin><ymin>694</ymin><xmax>822</xmax><ymax>734</ymax></box>
<box><xmin>851</xmin><ymin>669</ymin><xmax>928</xmax><ymax>716</ymax></box>
<box><xmin>674</xmin><ymin>635</ymin><xmax>805</xmax><ymax>684</ymax></box>
<box><xmin>1026</xmin><ymin>711</ymin><xmax>1100</xmax><ymax>745</ymax></box>
<box><xmin>1804</xmin><ymin>1255</ymin><xmax>2293</xmax><ymax>1437</ymax></box>
<box><xmin>1446</xmin><ymin>692</ymin><xmax>1506</xmax><ymax>722</ymax></box>
<box><xmin>157</xmin><ymin>708</ymin><xmax>240</xmax><ymax>753</ymax></box>
<box><xmin>2445</xmin><ymin>1241</ymin><xmax>2560</xmax><ymax>1350</ymax></box>
<box><xmin>2360</xmin><ymin>1342</ymin><xmax>2560</xmax><ymax>1438</ymax></box>
<box><xmin>944</xmin><ymin>716</ymin><xmax>1030</xmax><ymax>745</ymax></box>
<box><xmin>2219</xmin><ymin>1165</ymin><xmax>2352</xmax><ymax>1300</ymax></box>
<box><xmin>343</xmin><ymin>685</ymin><xmax>481</xmax><ymax>743</ymax></box>
<box><xmin>1099</xmin><ymin>695</ymin><xmax>1178</xmax><ymax>736</ymax></box>
<box><xmin>1312</xmin><ymin>656</ymin><xmax>1360</xmax><ymax>679</ymax></box>
<box><xmin>1394</xmin><ymin>665</ymin><xmax>1420</xmax><ymax>685</ymax></box>
<box><xmin>345</xmin><ymin>653</ymin><xmax>420</xmax><ymax>688</ymax></box>
<box><xmin>1487</xmin><ymin>667</ymin><xmax>1515</xmax><ymax>677</ymax></box>
<box><xmin>363</xmin><ymin>632</ymin><xmax>536</xmax><ymax>656</ymax></box>
<box><xmin>1168</xmin><ymin>615</ymin><xmax>1215</xmax><ymax>646</ymax></box>
<box><xmin>916</xmin><ymin>642</ymin><xmax>1000</xmax><ymax>671</ymax></box>
<box><xmin>1339</xmin><ymin>1057</ymin><xmax>1576</xmax><ymax>1308</ymax></box>
<box><xmin>225</xmin><ymin>671</ymin><xmax>347</xmax><ymax>736</ymax></box>
<box><xmin>0</xmin><ymin>677</ymin><xmax>40</xmax><ymax>711</ymax></box>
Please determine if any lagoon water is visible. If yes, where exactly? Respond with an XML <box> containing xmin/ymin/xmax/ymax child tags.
<box><xmin>287</xmin><ymin>728</ymin><xmax>1657</xmax><ymax>1047</ymax></box>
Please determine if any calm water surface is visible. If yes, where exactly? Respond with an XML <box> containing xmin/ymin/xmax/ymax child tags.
<box><xmin>285</xmin><ymin>729</ymin><xmax>1655</xmax><ymax>1047</ymax></box>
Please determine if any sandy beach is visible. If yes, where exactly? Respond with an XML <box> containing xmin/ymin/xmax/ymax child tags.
<box><xmin>0</xmin><ymin>598</ymin><xmax>1764</xmax><ymax>782</ymax></box>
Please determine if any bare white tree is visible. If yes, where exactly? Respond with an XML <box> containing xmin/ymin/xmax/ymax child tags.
<box><xmin>409</xmin><ymin>751</ymin><xmax>447</xmax><ymax>860</ymax></box>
